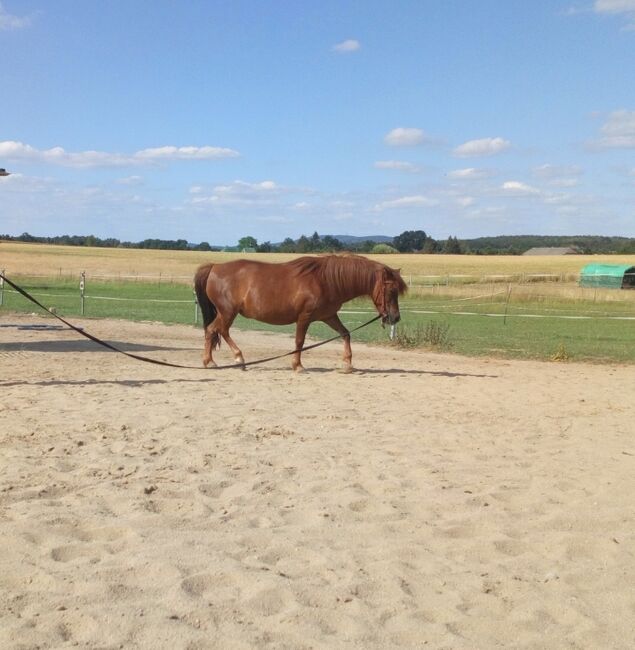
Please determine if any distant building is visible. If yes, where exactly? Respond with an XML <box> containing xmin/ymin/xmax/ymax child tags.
<box><xmin>523</xmin><ymin>247</ymin><xmax>580</xmax><ymax>256</ymax></box>
<box><xmin>0</xmin><ymin>168</ymin><xmax>10</xmax><ymax>177</ymax></box>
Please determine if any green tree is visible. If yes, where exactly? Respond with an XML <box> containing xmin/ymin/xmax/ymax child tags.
<box><xmin>443</xmin><ymin>236</ymin><xmax>463</xmax><ymax>254</ymax></box>
<box><xmin>372</xmin><ymin>243</ymin><xmax>399</xmax><ymax>254</ymax></box>
<box><xmin>393</xmin><ymin>230</ymin><xmax>427</xmax><ymax>252</ymax></box>
<box><xmin>278</xmin><ymin>237</ymin><xmax>296</xmax><ymax>253</ymax></box>
<box><xmin>321</xmin><ymin>235</ymin><xmax>343</xmax><ymax>251</ymax></box>
<box><xmin>296</xmin><ymin>235</ymin><xmax>311</xmax><ymax>253</ymax></box>
<box><xmin>238</xmin><ymin>236</ymin><xmax>258</xmax><ymax>249</ymax></box>
<box><xmin>422</xmin><ymin>238</ymin><xmax>438</xmax><ymax>253</ymax></box>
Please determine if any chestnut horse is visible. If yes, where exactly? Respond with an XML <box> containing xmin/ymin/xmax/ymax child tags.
<box><xmin>193</xmin><ymin>254</ymin><xmax>407</xmax><ymax>372</ymax></box>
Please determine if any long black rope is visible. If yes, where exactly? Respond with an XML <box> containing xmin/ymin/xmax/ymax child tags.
<box><xmin>0</xmin><ymin>272</ymin><xmax>381</xmax><ymax>370</ymax></box>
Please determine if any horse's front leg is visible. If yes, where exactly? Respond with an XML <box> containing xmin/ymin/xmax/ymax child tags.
<box><xmin>323</xmin><ymin>315</ymin><xmax>352</xmax><ymax>373</ymax></box>
<box><xmin>220</xmin><ymin>325</ymin><xmax>246</xmax><ymax>369</ymax></box>
<box><xmin>292</xmin><ymin>318</ymin><xmax>311</xmax><ymax>372</ymax></box>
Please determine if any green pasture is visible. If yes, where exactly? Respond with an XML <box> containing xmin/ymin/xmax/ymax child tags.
<box><xmin>1</xmin><ymin>275</ymin><xmax>634</xmax><ymax>364</ymax></box>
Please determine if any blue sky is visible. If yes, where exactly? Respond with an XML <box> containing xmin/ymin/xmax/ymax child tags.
<box><xmin>2</xmin><ymin>0</ymin><xmax>635</xmax><ymax>245</ymax></box>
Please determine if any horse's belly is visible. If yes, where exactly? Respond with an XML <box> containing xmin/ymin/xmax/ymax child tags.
<box><xmin>240</xmin><ymin>303</ymin><xmax>297</xmax><ymax>325</ymax></box>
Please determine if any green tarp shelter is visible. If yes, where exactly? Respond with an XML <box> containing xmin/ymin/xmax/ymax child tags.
<box><xmin>579</xmin><ymin>263</ymin><xmax>635</xmax><ymax>289</ymax></box>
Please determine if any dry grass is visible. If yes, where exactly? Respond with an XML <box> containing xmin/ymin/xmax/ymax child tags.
<box><xmin>2</xmin><ymin>240</ymin><xmax>634</xmax><ymax>283</ymax></box>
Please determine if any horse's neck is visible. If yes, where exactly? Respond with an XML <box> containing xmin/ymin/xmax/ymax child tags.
<box><xmin>337</xmin><ymin>277</ymin><xmax>375</xmax><ymax>303</ymax></box>
<box><xmin>320</xmin><ymin>259</ymin><xmax>376</xmax><ymax>303</ymax></box>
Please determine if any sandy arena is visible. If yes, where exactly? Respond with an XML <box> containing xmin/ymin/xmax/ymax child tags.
<box><xmin>1</xmin><ymin>313</ymin><xmax>634</xmax><ymax>649</ymax></box>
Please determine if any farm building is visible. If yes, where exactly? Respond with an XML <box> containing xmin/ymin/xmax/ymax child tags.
<box><xmin>579</xmin><ymin>263</ymin><xmax>635</xmax><ymax>289</ymax></box>
<box><xmin>523</xmin><ymin>247</ymin><xmax>580</xmax><ymax>256</ymax></box>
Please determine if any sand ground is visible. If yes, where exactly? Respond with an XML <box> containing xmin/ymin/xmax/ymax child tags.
<box><xmin>0</xmin><ymin>313</ymin><xmax>634</xmax><ymax>649</ymax></box>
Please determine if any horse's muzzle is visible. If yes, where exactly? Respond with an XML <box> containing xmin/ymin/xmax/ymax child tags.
<box><xmin>382</xmin><ymin>312</ymin><xmax>400</xmax><ymax>325</ymax></box>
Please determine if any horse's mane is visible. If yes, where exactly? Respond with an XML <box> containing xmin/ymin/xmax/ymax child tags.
<box><xmin>288</xmin><ymin>254</ymin><xmax>407</xmax><ymax>296</ymax></box>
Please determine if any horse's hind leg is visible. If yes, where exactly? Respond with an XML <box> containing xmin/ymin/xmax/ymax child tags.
<box><xmin>292</xmin><ymin>317</ymin><xmax>311</xmax><ymax>372</ymax></box>
<box><xmin>323</xmin><ymin>315</ymin><xmax>352</xmax><ymax>373</ymax></box>
<box><xmin>203</xmin><ymin>323</ymin><xmax>220</xmax><ymax>367</ymax></box>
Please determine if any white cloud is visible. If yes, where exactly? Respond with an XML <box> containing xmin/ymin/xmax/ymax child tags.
<box><xmin>589</xmin><ymin>110</ymin><xmax>635</xmax><ymax>149</ymax></box>
<box><xmin>501</xmin><ymin>181</ymin><xmax>540</xmax><ymax>195</ymax></box>
<box><xmin>384</xmin><ymin>127</ymin><xmax>430</xmax><ymax>147</ymax></box>
<box><xmin>594</xmin><ymin>0</ymin><xmax>635</xmax><ymax>13</ymax></box>
<box><xmin>116</xmin><ymin>175</ymin><xmax>144</xmax><ymax>186</ymax></box>
<box><xmin>0</xmin><ymin>140</ymin><xmax>240</xmax><ymax>168</ymax></box>
<box><xmin>375</xmin><ymin>195</ymin><xmax>438</xmax><ymax>210</ymax></box>
<box><xmin>374</xmin><ymin>160</ymin><xmax>421</xmax><ymax>173</ymax></box>
<box><xmin>532</xmin><ymin>164</ymin><xmax>582</xmax><ymax>187</ymax></box>
<box><xmin>213</xmin><ymin>180</ymin><xmax>279</xmax><ymax>195</ymax></box>
<box><xmin>447</xmin><ymin>167</ymin><xmax>493</xmax><ymax>180</ymax></box>
<box><xmin>134</xmin><ymin>145</ymin><xmax>238</xmax><ymax>160</ymax></box>
<box><xmin>533</xmin><ymin>163</ymin><xmax>582</xmax><ymax>178</ymax></box>
<box><xmin>332</xmin><ymin>39</ymin><xmax>360</xmax><ymax>53</ymax></box>
<box><xmin>456</xmin><ymin>196</ymin><xmax>475</xmax><ymax>207</ymax></box>
<box><xmin>594</xmin><ymin>1</ymin><xmax>635</xmax><ymax>28</ymax></box>
<box><xmin>0</xmin><ymin>1</ymin><xmax>32</xmax><ymax>29</ymax></box>
<box><xmin>190</xmin><ymin>180</ymin><xmax>282</xmax><ymax>207</ymax></box>
<box><xmin>453</xmin><ymin>137</ymin><xmax>511</xmax><ymax>158</ymax></box>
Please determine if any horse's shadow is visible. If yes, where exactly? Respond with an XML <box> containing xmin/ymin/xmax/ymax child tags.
<box><xmin>0</xmin><ymin>339</ymin><xmax>197</xmax><ymax>354</ymax></box>
<box><xmin>0</xmin><ymin>377</ymin><xmax>215</xmax><ymax>388</ymax></box>
<box><xmin>1</xmin><ymin>365</ymin><xmax>497</xmax><ymax>388</ymax></box>
<box><xmin>295</xmin><ymin>367</ymin><xmax>497</xmax><ymax>378</ymax></box>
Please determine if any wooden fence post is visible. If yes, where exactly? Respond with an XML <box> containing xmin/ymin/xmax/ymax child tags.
<box><xmin>80</xmin><ymin>271</ymin><xmax>86</xmax><ymax>315</ymax></box>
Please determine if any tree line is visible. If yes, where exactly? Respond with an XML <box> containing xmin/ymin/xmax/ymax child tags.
<box><xmin>3</xmin><ymin>231</ymin><xmax>634</xmax><ymax>255</ymax></box>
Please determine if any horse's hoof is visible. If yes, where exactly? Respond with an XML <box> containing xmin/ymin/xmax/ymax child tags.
<box><xmin>338</xmin><ymin>365</ymin><xmax>354</xmax><ymax>374</ymax></box>
<box><xmin>203</xmin><ymin>359</ymin><xmax>216</xmax><ymax>368</ymax></box>
<box><xmin>293</xmin><ymin>365</ymin><xmax>306</xmax><ymax>373</ymax></box>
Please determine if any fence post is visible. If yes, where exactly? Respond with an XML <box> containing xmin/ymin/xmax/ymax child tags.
<box><xmin>0</xmin><ymin>270</ymin><xmax>4</xmax><ymax>307</ymax></box>
<box><xmin>80</xmin><ymin>271</ymin><xmax>86</xmax><ymax>315</ymax></box>
<box><xmin>194</xmin><ymin>290</ymin><xmax>199</xmax><ymax>325</ymax></box>
<box><xmin>503</xmin><ymin>283</ymin><xmax>512</xmax><ymax>325</ymax></box>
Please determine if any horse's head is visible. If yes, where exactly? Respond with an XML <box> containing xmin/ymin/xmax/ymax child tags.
<box><xmin>372</xmin><ymin>266</ymin><xmax>408</xmax><ymax>325</ymax></box>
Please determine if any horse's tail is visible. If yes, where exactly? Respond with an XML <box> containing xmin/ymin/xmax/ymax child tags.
<box><xmin>193</xmin><ymin>263</ymin><xmax>221</xmax><ymax>348</ymax></box>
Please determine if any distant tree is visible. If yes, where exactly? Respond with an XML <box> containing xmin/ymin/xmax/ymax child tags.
<box><xmin>256</xmin><ymin>241</ymin><xmax>273</xmax><ymax>252</ymax></box>
<box><xmin>371</xmin><ymin>243</ymin><xmax>399</xmax><ymax>254</ymax></box>
<box><xmin>194</xmin><ymin>241</ymin><xmax>212</xmax><ymax>251</ymax></box>
<box><xmin>320</xmin><ymin>235</ymin><xmax>343</xmax><ymax>252</ymax></box>
<box><xmin>619</xmin><ymin>239</ymin><xmax>635</xmax><ymax>254</ymax></box>
<box><xmin>421</xmin><ymin>238</ymin><xmax>439</xmax><ymax>254</ymax></box>
<box><xmin>393</xmin><ymin>230</ymin><xmax>427</xmax><ymax>252</ymax></box>
<box><xmin>356</xmin><ymin>240</ymin><xmax>376</xmax><ymax>253</ymax></box>
<box><xmin>443</xmin><ymin>236</ymin><xmax>463</xmax><ymax>254</ymax></box>
<box><xmin>295</xmin><ymin>235</ymin><xmax>311</xmax><ymax>253</ymax></box>
<box><xmin>238</xmin><ymin>236</ymin><xmax>258</xmax><ymax>249</ymax></box>
<box><xmin>278</xmin><ymin>237</ymin><xmax>296</xmax><ymax>253</ymax></box>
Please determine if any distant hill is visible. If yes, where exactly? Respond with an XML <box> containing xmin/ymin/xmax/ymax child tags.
<box><xmin>461</xmin><ymin>235</ymin><xmax>635</xmax><ymax>255</ymax></box>
<box><xmin>332</xmin><ymin>234</ymin><xmax>394</xmax><ymax>245</ymax></box>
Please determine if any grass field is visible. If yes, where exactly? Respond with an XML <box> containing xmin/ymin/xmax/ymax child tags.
<box><xmin>3</xmin><ymin>240</ymin><xmax>635</xmax><ymax>281</ymax></box>
<box><xmin>2</xmin><ymin>269</ymin><xmax>634</xmax><ymax>364</ymax></box>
